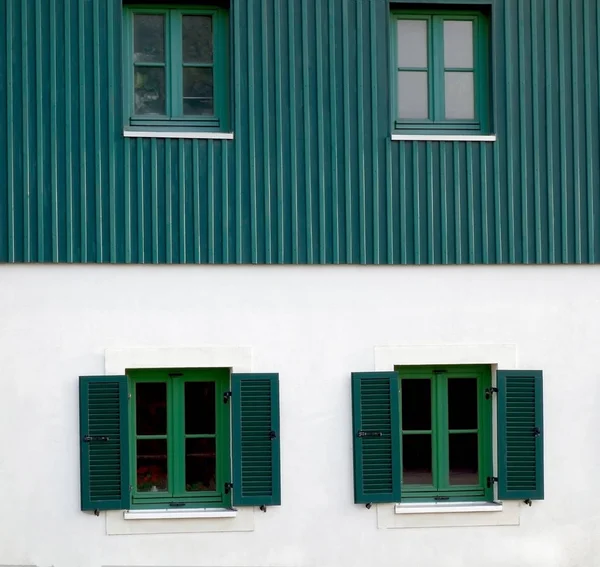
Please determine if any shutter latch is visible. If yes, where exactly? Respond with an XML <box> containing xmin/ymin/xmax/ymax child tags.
<box><xmin>224</xmin><ymin>482</ymin><xmax>233</xmax><ymax>494</ymax></box>
<box><xmin>83</xmin><ymin>435</ymin><xmax>110</xmax><ymax>443</ymax></box>
<box><xmin>357</xmin><ymin>431</ymin><xmax>383</xmax><ymax>438</ymax></box>
<box><xmin>269</xmin><ymin>430</ymin><xmax>277</xmax><ymax>440</ymax></box>
<box><xmin>487</xmin><ymin>476</ymin><xmax>498</xmax><ymax>488</ymax></box>
<box><xmin>223</xmin><ymin>391</ymin><xmax>232</xmax><ymax>404</ymax></box>
<box><xmin>485</xmin><ymin>387</ymin><xmax>499</xmax><ymax>399</ymax></box>
<box><xmin>533</xmin><ymin>427</ymin><xmax>541</xmax><ymax>437</ymax></box>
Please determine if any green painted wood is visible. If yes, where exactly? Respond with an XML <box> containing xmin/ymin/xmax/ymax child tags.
<box><xmin>231</xmin><ymin>373</ymin><xmax>281</xmax><ymax>507</ymax></box>
<box><xmin>1</xmin><ymin>0</ymin><xmax>599</xmax><ymax>264</ymax></box>
<box><xmin>79</xmin><ymin>375</ymin><xmax>130</xmax><ymax>511</ymax></box>
<box><xmin>497</xmin><ymin>370</ymin><xmax>544</xmax><ymax>500</ymax></box>
<box><xmin>351</xmin><ymin>372</ymin><xmax>401</xmax><ymax>504</ymax></box>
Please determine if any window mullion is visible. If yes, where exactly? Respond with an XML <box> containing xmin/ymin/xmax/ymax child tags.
<box><xmin>436</xmin><ymin>374</ymin><xmax>450</xmax><ymax>491</ymax></box>
<box><xmin>431</xmin><ymin>16</ymin><xmax>446</xmax><ymax>122</ymax></box>
<box><xmin>170</xmin><ymin>377</ymin><xmax>182</xmax><ymax>497</ymax></box>
<box><xmin>169</xmin><ymin>11</ymin><xmax>182</xmax><ymax>118</ymax></box>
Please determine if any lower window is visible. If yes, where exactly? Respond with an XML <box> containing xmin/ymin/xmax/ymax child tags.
<box><xmin>398</xmin><ymin>365</ymin><xmax>492</xmax><ymax>502</ymax></box>
<box><xmin>130</xmin><ymin>368</ymin><xmax>231</xmax><ymax>508</ymax></box>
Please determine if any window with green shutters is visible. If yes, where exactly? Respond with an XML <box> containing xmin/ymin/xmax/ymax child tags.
<box><xmin>351</xmin><ymin>366</ymin><xmax>544</xmax><ymax>505</ymax></box>
<box><xmin>391</xmin><ymin>9</ymin><xmax>490</xmax><ymax>133</ymax></box>
<box><xmin>79</xmin><ymin>370</ymin><xmax>280</xmax><ymax>512</ymax></box>
<box><xmin>123</xmin><ymin>6</ymin><xmax>229</xmax><ymax>132</ymax></box>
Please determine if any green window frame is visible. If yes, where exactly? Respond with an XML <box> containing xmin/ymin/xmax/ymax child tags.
<box><xmin>128</xmin><ymin>368</ymin><xmax>231</xmax><ymax>509</ymax></box>
<box><xmin>123</xmin><ymin>5</ymin><xmax>229</xmax><ymax>132</ymax></box>
<box><xmin>397</xmin><ymin>365</ymin><xmax>493</xmax><ymax>502</ymax></box>
<box><xmin>391</xmin><ymin>10</ymin><xmax>490</xmax><ymax>134</ymax></box>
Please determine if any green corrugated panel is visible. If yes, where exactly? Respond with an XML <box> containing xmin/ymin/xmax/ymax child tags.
<box><xmin>232</xmin><ymin>373</ymin><xmax>281</xmax><ymax>507</ymax></box>
<box><xmin>351</xmin><ymin>372</ymin><xmax>401</xmax><ymax>504</ymax></box>
<box><xmin>79</xmin><ymin>375</ymin><xmax>130</xmax><ymax>511</ymax></box>
<box><xmin>497</xmin><ymin>370</ymin><xmax>544</xmax><ymax>500</ymax></box>
<box><xmin>1</xmin><ymin>0</ymin><xmax>599</xmax><ymax>264</ymax></box>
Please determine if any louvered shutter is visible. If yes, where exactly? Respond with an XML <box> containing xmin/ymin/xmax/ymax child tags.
<box><xmin>231</xmin><ymin>373</ymin><xmax>281</xmax><ymax>506</ymax></box>
<box><xmin>351</xmin><ymin>372</ymin><xmax>401</xmax><ymax>504</ymax></box>
<box><xmin>497</xmin><ymin>370</ymin><xmax>544</xmax><ymax>500</ymax></box>
<box><xmin>79</xmin><ymin>376</ymin><xmax>130</xmax><ymax>511</ymax></box>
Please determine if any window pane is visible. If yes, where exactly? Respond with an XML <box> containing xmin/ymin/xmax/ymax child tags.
<box><xmin>397</xmin><ymin>19</ymin><xmax>428</xmax><ymax>68</ymax></box>
<box><xmin>137</xmin><ymin>439</ymin><xmax>168</xmax><ymax>492</ymax></box>
<box><xmin>185</xmin><ymin>382</ymin><xmax>215</xmax><ymax>434</ymax></box>
<box><xmin>449</xmin><ymin>433</ymin><xmax>479</xmax><ymax>485</ymax></box>
<box><xmin>401</xmin><ymin>379</ymin><xmax>431</xmax><ymax>430</ymax></box>
<box><xmin>133</xmin><ymin>14</ymin><xmax>165</xmax><ymax>63</ymax></box>
<box><xmin>448</xmin><ymin>378</ymin><xmax>478</xmax><ymax>430</ymax></box>
<box><xmin>402</xmin><ymin>434</ymin><xmax>432</xmax><ymax>485</ymax></box>
<box><xmin>182</xmin><ymin>15</ymin><xmax>213</xmax><ymax>64</ymax></box>
<box><xmin>136</xmin><ymin>382</ymin><xmax>167</xmax><ymax>435</ymax></box>
<box><xmin>183</xmin><ymin>67</ymin><xmax>214</xmax><ymax>115</ymax></box>
<box><xmin>186</xmin><ymin>438</ymin><xmax>217</xmax><ymax>492</ymax></box>
<box><xmin>443</xmin><ymin>20</ymin><xmax>474</xmax><ymax>69</ymax></box>
<box><xmin>444</xmin><ymin>72</ymin><xmax>474</xmax><ymax>119</ymax></box>
<box><xmin>397</xmin><ymin>71</ymin><xmax>428</xmax><ymax>119</ymax></box>
<box><xmin>134</xmin><ymin>67</ymin><xmax>166</xmax><ymax>115</ymax></box>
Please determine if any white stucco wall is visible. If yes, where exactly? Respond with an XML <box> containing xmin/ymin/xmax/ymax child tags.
<box><xmin>0</xmin><ymin>265</ymin><xmax>599</xmax><ymax>567</ymax></box>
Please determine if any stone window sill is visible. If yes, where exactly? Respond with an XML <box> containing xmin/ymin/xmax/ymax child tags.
<box><xmin>123</xmin><ymin>508</ymin><xmax>237</xmax><ymax>520</ymax></box>
<box><xmin>395</xmin><ymin>502</ymin><xmax>503</xmax><ymax>515</ymax></box>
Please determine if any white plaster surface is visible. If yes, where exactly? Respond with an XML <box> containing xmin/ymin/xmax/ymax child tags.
<box><xmin>0</xmin><ymin>265</ymin><xmax>599</xmax><ymax>567</ymax></box>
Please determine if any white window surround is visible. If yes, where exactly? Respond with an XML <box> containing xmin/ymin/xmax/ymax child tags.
<box><xmin>373</xmin><ymin>343</ymin><xmax>521</xmax><ymax>529</ymax></box>
<box><xmin>123</xmin><ymin>130</ymin><xmax>234</xmax><ymax>140</ymax></box>
<box><xmin>104</xmin><ymin>346</ymin><xmax>254</xmax><ymax>536</ymax></box>
<box><xmin>391</xmin><ymin>133</ymin><xmax>497</xmax><ymax>142</ymax></box>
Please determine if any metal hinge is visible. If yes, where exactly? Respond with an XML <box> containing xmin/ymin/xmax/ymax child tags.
<box><xmin>223</xmin><ymin>391</ymin><xmax>232</xmax><ymax>404</ymax></box>
<box><xmin>487</xmin><ymin>476</ymin><xmax>498</xmax><ymax>488</ymax></box>
<box><xmin>224</xmin><ymin>482</ymin><xmax>234</xmax><ymax>494</ymax></box>
<box><xmin>485</xmin><ymin>387</ymin><xmax>499</xmax><ymax>399</ymax></box>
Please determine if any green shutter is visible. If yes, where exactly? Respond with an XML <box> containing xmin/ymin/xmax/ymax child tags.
<box><xmin>79</xmin><ymin>376</ymin><xmax>130</xmax><ymax>511</ymax></box>
<box><xmin>497</xmin><ymin>370</ymin><xmax>544</xmax><ymax>500</ymax></box>
<box><xmin>351</xmin><ymin>372</ymin><xmax>401</xmax><ymax>504</ymax></box>
<box><xmin>231</xmin><ymin>373</ymin><xmax>281</xmax><ymax>507</ymax></box>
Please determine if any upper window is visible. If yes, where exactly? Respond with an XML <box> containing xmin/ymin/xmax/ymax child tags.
<box><xmin>123</xmin><ymin>6</ymin><xmax>229</xmax><ymax>132</ymax></box>
<box><xmin>391</xmin><ymin>10</ymin><xmax>490</xmax><ymax>133</ymax></box>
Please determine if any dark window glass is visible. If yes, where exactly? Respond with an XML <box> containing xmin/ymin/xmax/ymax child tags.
<box><xmin>185</xmin><ymin>438</ymin><xmax>217</xmax><ymax>491</ymax></box>
<box><xmin>448</xmin><ymin>378</ymin><xmax>478</xmax><ymax>430</ymax></box>
<box><xmin>183</xmin><ymin>68</ymin><xmax>214</xmax><ymax>115</ymax></box>
<box><xmin>134</xmin><ymin>67</ymin><xmax>166</xmax><ymax>115</ymax></box>
<box><xmin>136</xmin><ymin>382</ymin><xmax>167</xmax><ymax>435</ymax></box>
<box><xmin>134</xmin><ymin>14</ymin><xmax>165</xmax><ymax>63</ymax></box>
<box><xmin>182</xmin><ymin>15</ymin><xmax>213</xmax><ymax>63</ymax></box>
<box><xmin>401</xmin><ymin>379</ymin><xmax>431</xmax><ymax>431</ymax></box>
<box><xmin>136</xmin><ymin>439</ymin><xmax>168</xmax><ymax>492</ymax></box>
<box><xmin>185</xmin><ymin>382</ymin><xmax>216</xmax><ymax>434</ymax></box>
<box><xmin>449</xmin><ymin>433</ymin><xmax>478</xmax><ymax>485</ymax></box>
<box><xmin>402</xmin><ymin>434</ymin><xmax>432</xmax><ymax>485</ymax></box>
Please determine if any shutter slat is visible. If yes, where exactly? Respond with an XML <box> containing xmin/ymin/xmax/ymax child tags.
<box><xmin>497</xmin><ymin>370</ymin><xmax>544</xmax><ymax>500</ymax></box>
<box><xmin>351</xmin><ymin>372</ymin><xmax>401</xmax><ymax>504</ymax></box>
<box><xmin>79</xmin><ymin>375</ymin><xmax>130</xmax><ymax>511</ymax></box>
<box><xmin>232</xmin><ymin>373</ymin><xmax>281</xmax><ymax>507</ymax></box>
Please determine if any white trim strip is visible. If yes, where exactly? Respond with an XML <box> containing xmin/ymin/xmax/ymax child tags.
<box><xmin>391</xmin><ymin>134</ymin><xmax>497</xmax><ymax>142</ymax></box>
<box><xmin>123</xmin><ymin>130</ymin><xmax>234</xmax><ymax>140</ymax></box>
<box><xmin>395</xmin><ymin>502</ymin><xmax>503</xmax><ymax>515</ymax></box>
<box><xmin>124</xmin><ymin>508</ymin><xmax>238</xmax><ymax>520</ymax></box>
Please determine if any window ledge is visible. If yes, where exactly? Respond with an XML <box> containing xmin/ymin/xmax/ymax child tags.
<box><xmin>391</xmin><ymin>134</ymin><xmax>497</xmax><ymax>142</ymax></box>
<box><xmin>395</xmin><ymin>502</ymin><xmax>503</xmax><ymax>515</ymax></box>
<box><xmin>123</xmin><ymin>130</ymin><xmax>234</xmax><ymax>140</ymax></box>
<box><xmin>123</xmin><ymin>508</ymin><xmax>237</xmax><ymax>520</ymax></box>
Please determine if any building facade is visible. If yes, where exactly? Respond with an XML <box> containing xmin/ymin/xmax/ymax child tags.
<box><xmin>1</xmin><ymin>1</ymin><xmax>599</xmax><ymax>566</ymax></box>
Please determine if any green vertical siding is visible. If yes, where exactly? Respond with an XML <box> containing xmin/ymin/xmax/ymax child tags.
<box><xmin>1</xmin><ymin>0</ymin><xmax>599</xmax><ymax>264</ymax></box>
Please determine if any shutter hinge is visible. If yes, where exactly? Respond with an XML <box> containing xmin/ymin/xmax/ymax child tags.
<box><xmin>485</xmin><ymin>387</ymin><xmax>499</xmax><ymax>399</ymax></box>
<box><xmin>487</xmin><ymin>476</ymin><xmax>498</xmax><ymax>488</ymax></box>
<box><xmin>128</xmin><ymin>392</ymin><xmax>132</xmax><ymax>400</ymax></box>
<box><xmin>224</xmin><ymin>482</ymin><xmax>233</xmax><ymax>494</ymax></box>
<box><xmin>223</xmin><ymin>391</ymin><xmax>232</xmax><ymax>404</ymax></box>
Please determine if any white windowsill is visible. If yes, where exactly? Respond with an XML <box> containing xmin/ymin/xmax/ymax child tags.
<box><xmin>391</xmin><ymin>134</ymin><xmax>497</xmax><ymax>142</ymax></box>
<box><xmin>395</xmin><ymin>502</ymin><xmax>503</xmax><ymax>515</ymax></box>
<box><xmin>123</xmin><ymin>508</ymin><xmax>237</xmax><ymax>520</ymax></box>
<box><xmin>123</xmin><ymin>130</ymin><xmax>234</xmax><ymax>140</ymax></box>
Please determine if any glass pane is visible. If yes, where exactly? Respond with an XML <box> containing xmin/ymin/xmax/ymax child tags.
<box><xmin>134</xmin><ymin>67</ymin><xmax>166</xmax><ymax>115</ymax></box>
<box><xmin>443</xmin><ymin>20</ymin><xmax>474</xmax><ymax>68</ymax></box>
<box><xmin>397</xmin><ymin>19</ymin><xmax>428</xmax><ymax>68</ymax></box>
<box><xmin>401</xmin><ymin>379</ymin><xmax>431</xmax><ymax>430</ymax></box>
<box><xmin>397</xmin><ymin>71</ymin><xmax>428</xmax><ymax>119</ymax></box>
<box><xmin>444</xmin><ymin>72</ymin><xmax>474</xmax><ymax>119</ymax></box>
<box><xmin>136</xmin><ymin>382</ymin><xmax>167</xmax><ymax>435</ymax></box>
<box><xmin>448</xmin><ymin>378</ymin><xmax>478</xmax><ymax>430</ymax></box>
<box><xmin>183</xmin><ymin>67</ymin><xmax>214</xmax><ymax>115</ymax></box>
<box><xmin>185</xmin><ymin>382</ymin><xmax>215</xmax><ymax>434</ymax></box>
<box><xmin>137</xmin><ymin>439</ymin><xmax>168</xmax><ymax>492</ymax></box>
<box><xmin>186</xmin><ymin>438</ymin><xmax>217</xmax><ymax>492</ymax></box>
<box><xmin>182</xmin><ymin>15</ymin><xmax>213</xmax><ymax>63</ymax></box>
<box><xmin>402</xmin><ymin>434</ymin><xmax>432</xmax><ymax>485</ymax></box>
<box><xmin>133</xmin><ymin>14</ymin><xmax>165</xmax><ymax>63</ymax></box>
<box><xmin>449</xmin><ymin>433</ymin><xmax>479</xmax><ymax>485</ymax></box>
